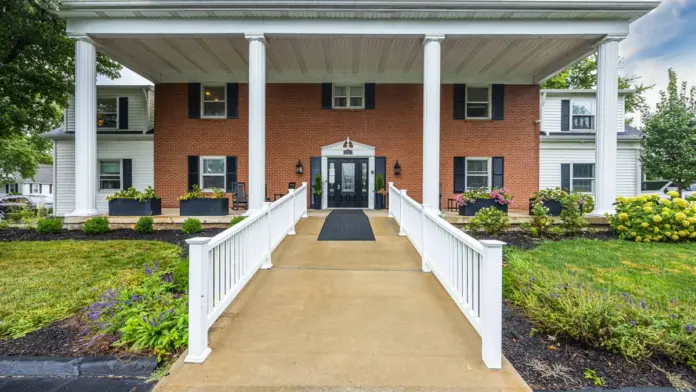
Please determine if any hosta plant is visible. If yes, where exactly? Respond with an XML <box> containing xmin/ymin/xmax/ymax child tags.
<box><xmin>609</xmin><ymin>192</ymin><xmax>696</xmax><ymax>243</ymax></box>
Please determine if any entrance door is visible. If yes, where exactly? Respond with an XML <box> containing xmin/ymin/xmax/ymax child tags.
<box><xmin>328</xmin><ymin>158</ymin><xmax>368</xmax><ymax>208</ymax></box>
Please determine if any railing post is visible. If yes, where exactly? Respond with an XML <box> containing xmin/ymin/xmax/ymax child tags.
<box><xmin>288</xmin><ymin>188</ymin><xmax>296</xmax><ymax>235</ymax></box>
<box><xmin>387</xmin><ymin>182</ymin><xmax>395</xmax><ymax>218</ymax></box>
<box><xmin>398</xmin><ymin>189</ymin><xmax>407</xmax><ymax>237</ymax></box>
<box><xmin>185</xmin><ymin>237</ymin><xmax>212</xmax><ymax>363</ymax></box>
<box><xmin>301</xmin><ymin>182</ymin><xmax>309</xmax><ymax>218</ymax></box>
<box><xmin>421</xmin><ymin>204</ymin><xmax>431</xmax><ymax>273</ymax></box>
<box><xmin>261</xmin><ymin>203</ymin><xmax>273</xmax><ymax>270</ymax></box>
<box><xmin>479</xmin><ymin>240</ymin><xmax>505</xmax><ymax>369</ymax></box>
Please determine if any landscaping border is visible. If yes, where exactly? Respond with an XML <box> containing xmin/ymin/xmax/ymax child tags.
<box><xmin>0</xmin><ymin>356</ymin><xmax>156</xmax><ymax>378</ymax></box>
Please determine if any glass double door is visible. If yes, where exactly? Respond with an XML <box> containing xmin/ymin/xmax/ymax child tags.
<box><xmin>328</xmin><ymin>158</ymin><xmax>369</xmax><ymax>208</ymax></box>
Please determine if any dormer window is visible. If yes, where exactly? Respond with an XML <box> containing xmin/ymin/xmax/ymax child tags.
<box><xmin>97</xmin><ymin>98</ymin><xmax>118</xmax><ymax>129</ymax></box>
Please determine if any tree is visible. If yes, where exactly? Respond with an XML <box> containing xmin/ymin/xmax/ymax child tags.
<box><xmin>640</xmin><ymin>69</ymin><xmax>696</xmax><ymax>195</ymax></box>
<box><xmin>542</xmin><ymin>55</ymin><xmax>652</xmax><ymax>125</ymax></box>
<box><xmin>0</xmin><ymin>0</ymin><xmax>120</xmax><ymax>184</ymax></box>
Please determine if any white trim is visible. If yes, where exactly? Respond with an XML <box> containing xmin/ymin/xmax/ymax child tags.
<box><xmin>465</xmin><ymin>85</ymin><xmax>491</xmax><ymax>120</ymax></box>
<box><xmin>98</xmin><ymin>159</ymin><xmax>123</xmax><ymax>190</ymax></box>
<box><xmin>464</xmin><ymin>157</ymin><xmax>493</xmax><ymax>190</ymax></box>
<box><xmin>320</xmin><ymin>138</ymin><xmax>376</xmax><ymax>209</ymax></box>
<box><xmin>570</xmin><ymin>97</ymin><xmax>596</xmax><ymax>131</ymax></box>
<box><xmin>332</xmin><ymin>84</ymin><xmax>364</xmax><ymax>110</ymax></box>
<box><xmin>201</xmin><ymin>84</ymin><xmax>227</xmax><ymax>119</ymax></box>
<box><xmin>199</xmin><ymin>156</ymin><xmax>226</xmax><ymax>192</ymax></box>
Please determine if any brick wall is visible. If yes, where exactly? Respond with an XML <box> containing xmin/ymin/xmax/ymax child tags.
<box><xmin>154</xmin><ymin>83</ymin><xmax>539</xmax><ymax>210</ymax></box>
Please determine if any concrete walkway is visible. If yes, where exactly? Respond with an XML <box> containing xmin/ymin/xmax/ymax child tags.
<box><xmin>155</xmin><ymin>213</ymin><xmax>531</xmax><ymax>392</ymax></box>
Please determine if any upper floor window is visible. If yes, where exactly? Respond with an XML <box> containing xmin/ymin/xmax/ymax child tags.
<box><xmin>97</xmin><ymin>98</ymin><xmax>118</xmax><ymax>129</ymax></box>
<box><xmin>333</xmin><ymin>85</ymin><xmax>364</xmax><ymax>109</ymax></box>
<box><xmin>466</xmin><ymin>86</ymin><xmax>491</xmax><ymax>119</ymax></box>
<box><xmin>202</xmin><ymin>85</ymin><xmax>226</xmax><ymax>118</ymax></box>
<box><xmin>572</xmin><ymin>99</ymin><xmax>595</xmax><ymax>130</ymax></box>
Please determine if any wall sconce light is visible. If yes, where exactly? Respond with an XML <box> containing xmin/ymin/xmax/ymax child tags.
<box><xmin>394</xmin><ymin>161</ymin><xmax>401</xmax><ymax>176</ymax></box>
<box><xmin>295</xmin><ymin>160</ymin><xmax>304</xmax><ymax>175</ymax></box>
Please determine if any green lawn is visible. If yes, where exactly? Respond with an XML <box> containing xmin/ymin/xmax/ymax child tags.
<box><xmin>0</xmin><ymin>240</ymin><xmax>183</xmax><ymax>339</ymax></box>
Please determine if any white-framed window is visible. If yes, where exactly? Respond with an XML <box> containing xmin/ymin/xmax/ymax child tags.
<box><xmin>571</xmin><ymin>99</ymin><xmax>595</xmax><ymax>130</ymax></box>
<box><xmin>201</xmin><ymin>85</ymin><xmax>227</xmax><ymax>118</ymax></box>
<box><xmin>466</xmin><ymin>86</ymin><xmax>491</xmax><ymax>119</ymax></box>
<box><xmin>333</xmin><ymin>84</ymin><xmax>364</xmax><ymax>109</ymax></box>
<box><xmin>571</xmin><ymin>163</ymin><xmax>595</xmax><ymax>193</ymax></box>
<box><xmin>8</xmin><ymin>184</ymin><xmax>19</xmax><ymax>194</ymax></box>
<box><xmin>99</xmin><ymin>160</ymin><xmax>122</xmax><ymax>190</ymax></box>
<box><xmin>465</xmin><ymin>158</ymin><xmax>492</xmax><ymax>190</ymax></box>
<box><xmin>200</xmin><ymin>156</ymin><xmax>226</xmax><ymax>191</ymax></box>
<box><xmin>97</xmin><ymin>97</ymin><xmax>118</xmax><ymax>129</ymax></box>
<box><xmin>31</xmin><ymin>184</ymin><xmax>40</xmax><ymax>194</ymax></box>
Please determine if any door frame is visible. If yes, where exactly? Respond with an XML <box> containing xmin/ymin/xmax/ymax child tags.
<box><xmin>327</xmin><ymin>157</ymin><xmax>369</xmax><ymax>208</ymax></box>
<box><xmin>320</xmin><ymin>138</ymin><xmax>375</xmax><ymax>209</ymax></box>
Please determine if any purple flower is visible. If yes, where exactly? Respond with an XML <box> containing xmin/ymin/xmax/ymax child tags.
<box><xmin>686</xmin><ymin>325</ymin><xmax>695</xmax><ymax>333</ymax></box>
<box><xmin>640</xmin><ymin>299</ymin><xmax>648</xmax><ymax>310</ymax></box>
<box><xmin>144</xmin><ymin>263</ymin><xmax>152</xmax><ymax>276</ymax></box>
<box><xmin>629</xmin><ymin>320</ymin><xmax>636</xmax><ymax>327</ymax></box>
<box><xmin>529</xmin><ymin>276</ymin><xmax>536</xmax><ymax>283</ymax></box>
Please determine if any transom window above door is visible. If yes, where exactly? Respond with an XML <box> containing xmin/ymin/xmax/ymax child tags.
<box><xmin>200</xmin><ymin>157</ymin><xmax>225</xmax><ymax>190</ymax></box>
<box><xmin>466</xmin><ymin>86</ymin><xmax>491</xmax><ymax>119</ymax></box>
<box><xmin>201</xmin><ymin>85</ymin><xmax>226</xmax><ymax>118</ymax></box>
<box><xmin>572</xmin><ymin>99</ymin><xmax>595</xmax><ymax>130</ymax></box>
<box><xmin>333</xmin><ymin>85</ymin><xmax>364</xmax><ymax>109</ymax></box>
<box><xmin>97</xmin><ymin>98</ymin><xmax>118</xmax><ymax>128</ymax></box>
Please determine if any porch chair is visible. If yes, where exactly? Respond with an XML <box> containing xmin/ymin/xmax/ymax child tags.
<box><xmin>231</xmin><ymin>182</ymin><xmax>248</xmax><ymax>210</ymax></box>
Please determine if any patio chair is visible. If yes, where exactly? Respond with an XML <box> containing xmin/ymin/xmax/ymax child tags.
<box><xmin>231</xmin><ymin>182</ymin><xmax>249</xmax><ymax>210</ymax></box>
<box><xmin>288</xmin><ymin>182</ymin><xmax>297</xmax><ymax>190</ymax></box>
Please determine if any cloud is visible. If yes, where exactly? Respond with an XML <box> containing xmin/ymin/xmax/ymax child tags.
<box><xmin>97</xmin><ymin>67</ymin><xmax>152</xmax><ymax>86</ymax></box>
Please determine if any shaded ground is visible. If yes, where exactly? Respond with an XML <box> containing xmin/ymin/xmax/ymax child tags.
<box><xmin>503</xmin><ymin>303</ymin><xmax>696</xmax><ymax>391</ymax></box>
<box><xmin>0</xmin><ymin>377</ymin><xmax>153</xmax><ymax>392</ymax></box>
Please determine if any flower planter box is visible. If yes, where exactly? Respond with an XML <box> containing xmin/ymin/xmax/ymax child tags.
<box><xmin>375</xmin><ymin>194</ymin><xmax>385</xmax><ymax>210</ymax></box>
<box><xmin>312</xmin><ymin>194</ymin><xmax>322</xmax><ymax>210</ymax></box>
<box><xmin>179</xmin><ymin>198</ymin><xmax>229</xmax><ymax>216</ymax></box>
<box><xmin>459</xmin><ymin>199</ymin><xmax>508</xmax><ymax>216</ymax></box>
<box><xmin>528</xmin><ymin>199</ymin><xmax>563</xmax><ymax>216</ymax></box>
<box><xmin>108</xmin><ymin>198</ymin><xmax>162</xmax><ymax>216</ymax></box>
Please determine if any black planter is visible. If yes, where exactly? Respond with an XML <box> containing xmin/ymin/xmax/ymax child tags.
<box><xmin>375</xmin><ymin>194</ymin><xmax>385</xmax><ymax>210</ymax></box>
<box><xmin>459</xmin><ymin>199</ymin><xmax>509</xmax><ymax>216</ymax></box>
<box><xmin>529</xmin><ymin>199</ymin><xmax>563</xmax><ymax>216</ymax></box>
<box><xmin>312</xmin><ymin>194</ymin><xmax>322</xmax><ymax>210</ymax></box>
<box><xmin>108</xmin><ymin>198</ymin><xmax>162</xmax><ymax>216</ymax></box>
<box><xmin>179</xmin><ymin>198</ymin><xmax>229</xmax><ymax>216</ymax></box>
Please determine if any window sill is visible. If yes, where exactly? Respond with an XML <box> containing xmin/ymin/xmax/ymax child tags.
<box><xmin>200</xmin><ymin>116</ymin><xmax>228</xmax><ymax>120</ymax></box>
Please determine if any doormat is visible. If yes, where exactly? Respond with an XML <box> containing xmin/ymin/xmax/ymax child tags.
<box><xmin>318</xmin><ymin>210</ymin><xmax>376</xmax><ymax>241</ymax></box>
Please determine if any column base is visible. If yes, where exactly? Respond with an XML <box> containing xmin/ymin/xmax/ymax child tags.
<box><xmin>67</xmin><ymin>209</ymin><xmax>102</xmax><ymax>217</ymax></box>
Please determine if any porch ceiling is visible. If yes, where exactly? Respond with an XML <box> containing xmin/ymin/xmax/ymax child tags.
<box><xmin>93</xmin><ymin>35</ymin><xmax>601</xmax><ymax>84</ymax></box>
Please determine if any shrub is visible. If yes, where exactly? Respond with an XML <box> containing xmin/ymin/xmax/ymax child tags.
<box><xmin>559</xmin><ymin>192</ymin><xmax>592</xmax><ymax>235</ymax></box>
<box><xmin>36</xmin><ymin>217</ymin><xmax>63</xmax><ymax>234</ymax></box>
<box><xmin>0</xmin><ymin>220</ymin><xmax>9</xmax><ymax>230</ymax></box>
<box><xmin>83</xmin><ymin>217</ymin><xmax>110</xmax><ymax>234</ymax></box>
<box><xmin>182</xmin><ymin>218</ymin><xmax>202</xmax><ymax>234</ymax></box>
<box><xmin>178</xmin><ymin>185</ymin><xmax>225</xmax><ymax>201</ymax></box>
<box><xmin>107</xmin><ymin>186</ymin><xmax>160</xmax><ymax>202</ymax></box>
<box><xmin>521</xmin><ymin>201</ymin><xmax>559</xmax><ymax>238</ymax></box>
<box><xmin>531</xmin><ymin>187</ymin><xmax>568</xmax><ymax>202</ymax></box>
<box><xmin>455</xmin><ymin>187</ymin><xmax>514</xmax><ymax>207</ymax></box>
<box><xmin>608</xmin><ymin>193</ymin><xmax>696</xmax><ymax>243</ymax></box>
<box><xmin>135</xmin><ymin>217</ymin><xmax>154</xmax><ymax>234</ymax></box>
<box><xmin>229</xmin><ymin>216</ymin><xmax>245</xmax><ymax>227</ymax></box>
<box><xmin>468</xmin><ymin>206</ymin><xmax>510</xmax><ymax>235</ymax></box>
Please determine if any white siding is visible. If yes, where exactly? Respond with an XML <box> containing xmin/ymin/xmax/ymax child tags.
<box><xmin>541</xmin><ymin>94</ymin><xmax>626</xmax><ymax>134</ymax></box>
<box><xmin>54</xmin><ymin>138</ymin><xmax>154</xmax><ymax>216</ymax></box>
<box><xmin>148</xmin><ymin>89</ymin><xmax>155</xmax><ymax>131</ymax></box>
<box><xmin>540</xmin><ymin>141</ymin><xmax>640</xmax><ymax>197</ymax></box>
<box><xmin>66</xmin><ymin>87</ymin><xmax>151</xmax><ymax>133</ymax></box>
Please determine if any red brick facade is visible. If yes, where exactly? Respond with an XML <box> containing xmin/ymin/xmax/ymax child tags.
<box><xmin>154</xmin><ymin>83</ymin><xmax>539</xmax><ymax>211</ymax></box>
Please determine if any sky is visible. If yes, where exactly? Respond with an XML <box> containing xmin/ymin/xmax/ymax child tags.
<box><xmin>98</xmin><ymin>0</ymin><xmax>696</xmax><ymax>126</ymax></box>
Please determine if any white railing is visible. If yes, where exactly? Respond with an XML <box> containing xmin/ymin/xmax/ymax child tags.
<box><xmin>185</xmin><ymin>182</ymin><xmax>308</xmax><ymax>363</ymax></box>
<box><xmin>388</xmin><ymin>182</ymin><xmax>504</xmax><ymax>369</ymax></box>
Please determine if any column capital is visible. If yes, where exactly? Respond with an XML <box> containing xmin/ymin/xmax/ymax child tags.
<box><xmin>245</xmin><ymin>33</ymin><xmax>267</xmax><ymax>44</ymax></box>
<box><xmin>600</xmin><ymin>34</ymin><xmax>626</xmax><ymax>44</ymax></box>
<box><xmin>423</xmin><ymin>34</ymin><xmax>446</xmax><ymax>45</ymax></box>
<box><xmin>67</xmin><ymin>34</ymin><xmax>98</xmax><ymax>46</ymax></box>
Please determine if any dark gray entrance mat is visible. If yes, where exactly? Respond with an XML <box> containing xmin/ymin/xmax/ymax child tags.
<box><xmin>318</xmin><ymin>210</ymin><xmax>376</xmax><ymax>241</ymax></box>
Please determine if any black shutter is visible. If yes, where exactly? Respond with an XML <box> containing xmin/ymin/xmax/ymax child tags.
<box><xmin>365</xmin><ymin>83</ymin><xmax>376</xmax><ymax>110</ymax></box>
<box><xmin>188</xmin><ymin>156</ymin><xmax>199</xmax><ymax>191</ymax></box>
<box><xmin>454</xmin><ymin>84</ymin><xmax>466</xmax><ymax>120</ymax></box>
<box><xmin>39</xmin><ymin>184</ymin><xmax>43</xmax><ymax>194</ymax></box>
<box><xmin>561</xmin><ymin>163</ymin><xmax>571</xmax><ymax>191</ymax></box>
<box><xmin>310</xmin><ymin>156</ymin><xmax>321</xmax><ymax>208</ymax></box>
<box><xmin>491</xmin><ymin>85</ymin><xmax>504</xmax><ymax>121</ymax></box>
<box><xmin>453</xmin><ymin>157</ymin><xmax>466</xmax><ymax>193</ymax></box>
<box><xmin>122</xmin><ymin>159</ymin><xmax>132</xmax><ymax>189</ymax></box>
<box><xmin>118</xmin><ymin>97</ymin><xmax>129</xmax><ymax>129</ymax></box>
<box><xmin>188</xmin><ymin>83</ymin><xmax>201</xmax><ymax>119</ymax></box>
<box><xmin>375</xmin><ymin>157</ymin><xmax>386</xmax><ymax>187</ymax></box>
<box><xmin>49</xmin><ymin>185</ymin><xmax>52</xmax><ymax>194</ymax></box>
<box><xmin>321</xmin><ymin>83</ymin><xmax>333</xmax><ymax>109</ymax></box>
<box><xmin>227</xmin><ymin>83</ymin><xmax>238</xmax><ymax>119</ymax></box>
<box><xmin>225</xmin><ymin>156</ymin><xmax>238</xmax><ymax>191</ymax></box>
<box><xmin>5</xmin><ymin>185</ymin><xmax>8</xmax><ymax>194</ymax></box>
<box><xmin>561</xmin><ymin>100</ymin><xmax>570</xmax><ymax>132</ymax></box>
<box><xmin>492</xmin><ymin>157</ymin><xmax>504</xmax><ymax>188</ymax></box>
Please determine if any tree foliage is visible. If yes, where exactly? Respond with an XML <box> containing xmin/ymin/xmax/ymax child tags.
<box><xmin>0</xmin><ymin>0</ymin><xmax>120</xmax><ymax>183</ymax></box>
<box><xmin>640</xmin><ymin>69</ymin><xmax>696</xmax><ymax>194</ymax></box>
<box><xmin>542</xmin><ymin>55</ymin><xmax>652</xmax><ymax>126</ymax></box>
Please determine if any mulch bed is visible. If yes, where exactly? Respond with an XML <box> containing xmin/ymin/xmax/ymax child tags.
<box><xmin>503</xmin><ymin>302</ymin><xmax>696</xmax><ymax>391</ymax></box>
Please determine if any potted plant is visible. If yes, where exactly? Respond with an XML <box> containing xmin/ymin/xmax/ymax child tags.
<box><xmin>374</xmin><ymin>174</ymin><xmax>386</xmax><ymax>210</ymax></box>
<box><xmin>107</xmin><ymin>186</ymin><xmax>161</xmax><ymax>216</ymax></box>
<box><xmin>179</xmin><ymin>185</ymin><xmax>229</xmax><ymax>216</ymax></box>
<box><xmin>456</xmin><ymin>188</ymin><xmax>514</xmax><ymax>216</ymax></box>
<box><xmin>529</xmin><ymin>188</ymin><xmax>593</xmax><ymax>216</ymax></box>
<box><xmin>312</xmin><ymin>174</ymin><xmax>323</xmax><ymax>210</ymax></box>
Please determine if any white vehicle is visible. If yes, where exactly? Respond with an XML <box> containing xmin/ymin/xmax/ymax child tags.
<box><xmin>684</xmin><ymin>184</ymin><xmax>696</xmax><ymax>199</ymax></box>
<box><xmin>641</xmin><ymin>180</ymin><xmax>696</xmax><ymax>199</ymax></box>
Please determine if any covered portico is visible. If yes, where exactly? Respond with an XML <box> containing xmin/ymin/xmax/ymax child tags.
<box><xmin>60</xmin><ymin>1</ymin><xmax>656</xmax><ymax>217</ymax></box>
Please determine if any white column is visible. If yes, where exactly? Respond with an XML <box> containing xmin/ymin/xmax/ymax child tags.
<box><xmin>422</xmin><ymin>35</ymin><xmax>445</xmax><ymax>212</ymax></box>
<box><xmin>246</xmin><ymin>34</ymin><xmax>267</xmax><ymax>212</ymax></box>
<box><xmin>593</xmin><ymin>37</ymin><xmax>620</xmax><ymax>215</ymax></box>
<box><xmin>71</xmin><ymin>38</ymin><xmax>99</xmax><ymax>216</ymax></box>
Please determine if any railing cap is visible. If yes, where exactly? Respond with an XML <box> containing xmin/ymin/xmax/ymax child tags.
<box><xmin>480</xmin><ymin>240</ymin><xmax>506</xmax><ymax>248</ymax></box>
<box><xmin>186</xmin><ymin>237</ymin><xmax>212</xmax><ymax>245</ymax></box>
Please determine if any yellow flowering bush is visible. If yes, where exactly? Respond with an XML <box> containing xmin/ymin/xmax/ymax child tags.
<box><xmin>608</xmin><ymin>194</ymin><xmax>696</xmax><ymax>243</ymax></box>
